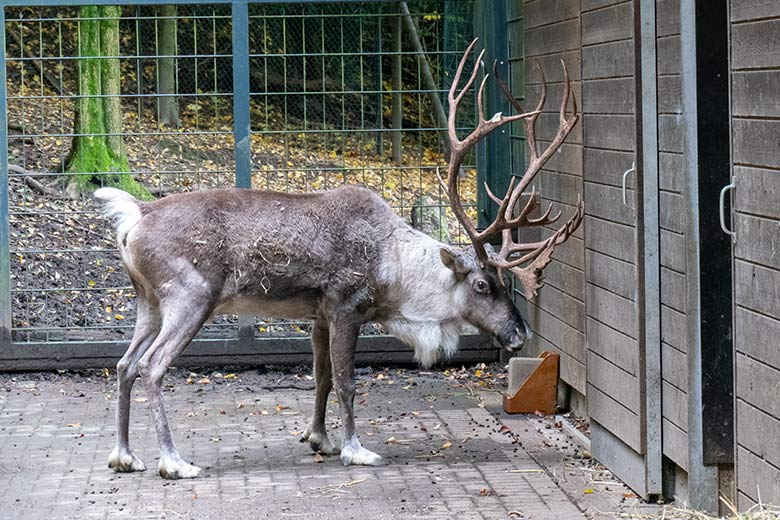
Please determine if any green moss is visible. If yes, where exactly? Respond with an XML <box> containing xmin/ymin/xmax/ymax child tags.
<box><xmin>66</xmin><ymin>6</ymin><xmax>152</xmax><ymax>201</ymax></box>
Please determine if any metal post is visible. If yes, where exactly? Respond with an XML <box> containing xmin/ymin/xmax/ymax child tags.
<box><xmin>232</xmin><ymin>0</ymin><xmax>251</xmax><ymax>190</ymax></box>
<box><xmin>639</xmin><ymin>0</ymin><xmax>662</xmax><ymax>497</ymax></box>
<box><xmin>0</xmin><ymin>6</ymin><xmax>11</xmax><ymax>351</ymax></box>
<box><xmin>232</xmin><ymin>1</ymin><xmax>254</xmax><ymax>345</ymax></box>
<box><xmin>680</xmin><ymin>0</ymin><xmax>720</xmax><ymax>513</ymax></box>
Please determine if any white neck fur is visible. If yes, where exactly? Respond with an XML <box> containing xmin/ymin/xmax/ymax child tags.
<box><xmin>376</xmin><ymin>228</ymin><xmax>468</xmax><ymax>368</ymax></box>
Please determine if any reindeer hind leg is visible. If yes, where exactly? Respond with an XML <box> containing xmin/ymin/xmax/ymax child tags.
<box><xmin>108</xmin><ymin>286</ymin><xmax>161</xmax><ymax>473</ymax></box>
<box><xmin>138</xmin><ymin>297</ymin><xmax>211</xmax><ymax>479</ymax></box>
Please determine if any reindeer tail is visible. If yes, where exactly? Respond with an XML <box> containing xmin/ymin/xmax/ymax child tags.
<box><xmin>94</xmin><ymin>187</ymin><xmax>143</xmax><ymax>246</ymax></box>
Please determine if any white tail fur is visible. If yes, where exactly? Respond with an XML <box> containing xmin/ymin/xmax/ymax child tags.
<box><xmin>94</xmin><ymin>187</ymin><xmax>142</xmax><ymax>246</ymax></box>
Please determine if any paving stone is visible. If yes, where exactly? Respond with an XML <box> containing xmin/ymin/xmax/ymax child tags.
<box><xmin>0</xmin><ymin>369</ymin><xmax>587</xmax><ymax>519</ymax></box>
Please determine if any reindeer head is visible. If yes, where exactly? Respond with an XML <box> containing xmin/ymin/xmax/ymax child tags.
<box><xmin>440</xmin><ymin>39</ymin><xmax>583</xmax><ymax>352</ymax></box>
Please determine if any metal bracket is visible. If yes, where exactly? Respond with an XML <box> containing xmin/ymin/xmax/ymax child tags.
<box><xmin>719</xmin><ymin>178</ymin><xmax>736</xmax><ymax>240</ymax></box>
<box><xmin>622</xmin><ymin>162</ymin><xmax>636</xmax><ymax>206</ymax></box>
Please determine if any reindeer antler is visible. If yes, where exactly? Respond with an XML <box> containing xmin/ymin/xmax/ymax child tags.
<box><xmin>445</xmin><ymin>39</ymin><xmax>583</xmax><ymax>300</ymax></box>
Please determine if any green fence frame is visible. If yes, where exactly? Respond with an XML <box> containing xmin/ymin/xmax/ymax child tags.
<box><xmin>0</xmin><ymin>0</ymin><xmax>515</xmax><ymax>369</ymax></box>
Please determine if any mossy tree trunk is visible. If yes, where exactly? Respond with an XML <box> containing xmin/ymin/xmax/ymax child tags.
<box><xmin>157</xmin><ymin>5</ymin><xmax>180</xmax><ymax>127</ymax></box>
<box><xmin>67</xmin><ymin>5</ymin><xmax>150</xmax><ymax>199</ymax></box>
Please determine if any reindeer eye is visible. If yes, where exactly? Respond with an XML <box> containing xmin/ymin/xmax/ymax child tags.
<box><xmin>474</xmin><ymin>279</ymin><xmax>490</xmax><ymax>294</ymax></box>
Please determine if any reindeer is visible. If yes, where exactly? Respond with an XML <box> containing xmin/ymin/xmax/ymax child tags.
<box><xmin>94</xmin><ymin>40</ymin><xmax>581</xmax><ymax>479</ymax></box>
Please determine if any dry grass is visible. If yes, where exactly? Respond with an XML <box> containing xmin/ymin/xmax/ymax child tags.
<box><xmin>622</xmin><ymin>496</ymin><xmax>780</xmax><ymax>520</ymax></box>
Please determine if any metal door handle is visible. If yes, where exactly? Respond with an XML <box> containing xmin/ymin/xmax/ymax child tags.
<box><xmin>622</xmin><ymin>162</ymin><xmax>635</xmax><ymax>206</ymax></box>
<box><xmin>719</xmin><ymin>178</ymin><xmax>736</xmax><ymax>240</ymax></box>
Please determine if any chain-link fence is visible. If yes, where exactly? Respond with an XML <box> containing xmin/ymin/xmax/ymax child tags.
<box><xmin>2</xmin><ymin>1</ymin><xmax>493</xmax><ymax>356</ymax></box>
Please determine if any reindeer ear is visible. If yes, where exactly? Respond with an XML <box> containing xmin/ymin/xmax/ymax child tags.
<box><xmin>439</xmin><ymin>248</ymin><xmax>471</xmax><ymax>281</ymax></box>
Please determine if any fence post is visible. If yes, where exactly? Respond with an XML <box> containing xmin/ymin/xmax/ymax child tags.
<box><xmin>0</xmin><ymin>6</ymin><xmax>11</xmax><ymax>352</ymax></box>
<box><xmin>232</xmin><ymin>0</ymin><xmax>251</xmax><ymax>190</ymax></box>
<box><xmin>474</xmin><ymin>0</ymin><xmax>510</xmax><ymax>229</ymax></box>
<box><xmin>232</xmin><ymin>0</ymin><xmax>254</xmax><ymax>345</ymax></box>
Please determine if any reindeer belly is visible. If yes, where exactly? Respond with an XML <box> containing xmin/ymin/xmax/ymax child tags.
<box><xmin>212</xmin><ymin>295</ymin><xmax>320</xmax><ymax>320</ymax></box>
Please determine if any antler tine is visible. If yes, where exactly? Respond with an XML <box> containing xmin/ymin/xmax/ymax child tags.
<box><xmin>527</xmin><ymin>62</ymin><xmax>546</xmax><ymax>163</ymax></box>
<box><xmin>435</xmin><ymin>167</ymin><xmax>448</xmax><ymax>192</ymax></box>
<box><xmin>523</xmin><ymin>202</ymin><xmax>561</xmax><ymax>227</ymax></box>
<box><xmin>449</xmin><ymin>38</ymin><xmax>479</xmax><ymax>103</ymax></box>
<box><xmin>476</xmin><ymin>73</ymin><xmax>491</xmax><ymax>124</ymax></box>
<box><xmin>559</xmin><ymin>59</ymin><xmax>572</xmax><ymax>124</ymax></box>
<box><xmin>449</xmin><ymin>41</ymin><xmax>485</xmax><ymax>108</ymax></box>
<box><xmin>484</xmin><ymin>176</ymin><xmax>517</xmax><ymax>207</ymax></box>
<box><xmin>535</xmin><ymin>62</ymin><xmax>547</xmax><ymax>118</ymax></box>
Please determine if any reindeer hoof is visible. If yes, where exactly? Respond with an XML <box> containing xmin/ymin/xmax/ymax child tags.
<box><xmin>108</xmin><ymin>447</ymin><xmax>147</xmax><ymax>472</ymax></box>
<box><xmin>158</xmin><ymin>457</ymin><xmax>201</xmax><ymax>479</ymax></box>
<box><xmin>308</xmin><ymin>431</ymin><xmax>340</xmax><ymax>455</ymax></box>
<box><xmin>340</xmin><ymin>443</ymin><xmax>385</xmax><ymax>466</ymax></box>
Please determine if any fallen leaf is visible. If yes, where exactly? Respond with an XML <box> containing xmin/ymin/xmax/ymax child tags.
<box><xmin>313</xmin><ymin>453</ymin><xmax>324</xmax><ymax>463</ymax></box>
<box><xmin>276</xmin><ymin>404</ymin><xmax>285</xmax><ymax>411</ymax></box>
<box><xmin>224</xmin><ymin>373</ymin><xmax>237</xmax><ymax>379</ymax></box>
<box><xmin>133</xmin><ymin>397</ymin><xmax>148</xmax><ymax>403</ymax></box>
<box><xmin>66</xmin><ymin>422</ymin><xmax>81</xmax><ymax>428</ymax></box>
<box><xmin>479</xmin><ymin>488</ymin><xmax>496</xmax><ymax>496</ymax></box>
<box><xmin>198</xmin><ymin>377</ymin><xmax>210</xmax><ymax>385</ymax></box>
<box><xmin>507</xmin><ymin>512</ymin><xmax>524</xmax><ymax>518</ymax></box>
<box><xmin>583</xmin><ymin>488</ymin><xmax>594</xmax><ymax>494</ymax></box>
<box><xmin>442</xmin><ymin>441</ymin><xmax>452</xmax><ymax>449</ymax></box>
<box><xmin>385</xmin><ymin>436</ymin><xmax>397</xmax><ymax>444</ymax></box>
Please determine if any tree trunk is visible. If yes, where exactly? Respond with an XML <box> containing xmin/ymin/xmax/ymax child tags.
<box><xmin>399</xmin><ymin>2</ymin><xmax>451</xmax><ymax>160</ymax></box>
<box><xmin>67</xmin><ymin>6</ymin><xmax>150</xmax><ymax>199</ymax></box>
<box><xmin>157</xmin><ymin>5</ymin><xmax>180</xmax><ymax>127</ymax></box>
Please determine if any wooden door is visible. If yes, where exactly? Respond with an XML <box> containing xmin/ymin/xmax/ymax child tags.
<box><xmin>729</xmin><ymin>1</ymin><xmax>780</xmax><ymax>508</ymax></box>
<box><xmin>582</xmin><ymin>0</ymin><xmax>662</xmax><ymax>498</ymax></box>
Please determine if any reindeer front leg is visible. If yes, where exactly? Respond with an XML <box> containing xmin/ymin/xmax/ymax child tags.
<box><xmin>329</xmin><ymin>315</ymin><xmax>385</xmax><ymax>466</ymax></box>
<box><xmin>302</xmin><ymin>318</ymin><xmax>339</xmax><ymax>455</ymax></box>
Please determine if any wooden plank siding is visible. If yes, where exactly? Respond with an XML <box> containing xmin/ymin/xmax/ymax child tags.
<box><xmin>655</xmin><ymin>0</ymin><xmax>689</xmax><ymax>472</ymax></box>
<box><xmin>521</xmin><ymin>0</ymin><xmax>587</xmax><ymax>395</ymax></box>
<box><xmin>581</xmin><ymin>0</ymin><xmax>643</xmax><ymax>451</ymax></box>
<box><xmin>730</xmin><ymin>1</ymin><xmax>780</xmax><ymax>507</ymax></box>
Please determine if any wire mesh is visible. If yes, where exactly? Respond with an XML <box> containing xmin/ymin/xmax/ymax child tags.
<box><xmin>3</xmin><ymin>1</ymin><xmax>479</xmax><ymax>344</ymax></box>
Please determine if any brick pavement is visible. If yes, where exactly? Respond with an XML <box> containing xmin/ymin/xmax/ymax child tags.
<box><xmin>0</xmin><ymin>368</ymin><xmax>586</xmax><ymax>520</ymax></box>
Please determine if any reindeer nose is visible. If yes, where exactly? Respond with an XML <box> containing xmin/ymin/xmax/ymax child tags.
<box><xmin>504</xmin><ymin>326</ymin><xmax>526</xmax><ymax>352</ymax></box>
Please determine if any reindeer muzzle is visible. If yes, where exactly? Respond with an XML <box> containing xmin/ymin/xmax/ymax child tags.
<box><xmin>500</xmin><ymin>319</ymin><xmax>531</xmax><ymax>352</ymax></box>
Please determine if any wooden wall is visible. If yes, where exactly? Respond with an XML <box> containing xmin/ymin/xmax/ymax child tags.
<box><xmin>521</xmin><ymin>0</ymin><xmax>587</xmax><ymax>395</ymax></box>
<box><xmin>580</xmin><ymin>0</ymin><xmax>643</xmax><ymax>454</ymax></box>
<box><xmin>730</xmin><ymin>0</ymin><xmax>780</xmax><ymax>509</ymax></box>
<box><xmin>656</xmin><ymin>0</ymin><xmax>689</xmax><ymax>473</ymax></box>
